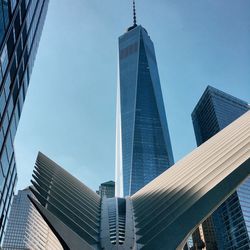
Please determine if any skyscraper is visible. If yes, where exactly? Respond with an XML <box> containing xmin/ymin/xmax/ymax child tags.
<box><xmin>97</xmin><ymin>180</ymin><xmax>115</xmax><ymax>198</ymax></box>
<box><xmin>192</xmin><ymin>85</ymin><xmax>250</xmax><ymax>249</ymax></box>
<box><xmin>2</xmin><ymin>187</ymin><xmax>62</xmax><ymax>250</ymax></box>
<box><xmin>0</xmin><ymin>0</ymin><xmax>49</xmax><ymax>241</ymax></box>
<box><xmin>115</xmin><ymin>1</ymin><xmax>174</xmax><ymax>197</ymax></box>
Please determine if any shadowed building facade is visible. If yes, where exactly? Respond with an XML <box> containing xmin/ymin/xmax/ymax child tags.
<box><xmin>29</xmin><ymin>111</ymin><xmax>250</xmax><ymax>250</ymax></box>
<box><xmin>115</xmin><ymin>2</ymin><xmax>174</xmax><ymax>197</ymax></box>
<box><xmin>0</xmin><ymin>0</ymin><xmax>49</xmax><ymax>242</ymax></box>
<box><xmin>192</xmin><ymin>86</ymin><xmax>250</xmax><ymax>249</ymax></box>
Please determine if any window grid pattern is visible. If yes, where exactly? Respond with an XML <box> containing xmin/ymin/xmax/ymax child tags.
<box><xmin>0</xmin><ymin>0</ymin><xmax>49</xmax><ymax>241</ymax></box>
<box><xmin>2</xmin><ymin>188</ymin><xmax>63</xmax><ymax>249</ymax></box>
<box><xmin>116</xmin><ymin>25</ymin><xmax>174</xmax><ymax>197</ymax></box>
<box><xmin>191</xmin><ymin>86</ymin><xmax>250</xmax><ymax>249</ymax></box>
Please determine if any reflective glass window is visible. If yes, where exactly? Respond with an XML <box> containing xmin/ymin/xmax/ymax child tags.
<box><xmin>0</xmin><ymin>129</ymin><xmax>4</xmax><ymax>150</ymax></box>
<box><xmin>5</xmin><ymin>133</ymin><xmax>13</xmax><ymax>161</ymax></box>
<box><xmin>14</xmin><ymin>10</ymin><xmax>21</xmax><ymax>38</ymax></box>
<box><xmin>14</xmin><ymin>105</ymin><xmax>19</xmax><ymax>126</ymax></box>
<box><xmin>7</xmin><ymin>96</ymin><xmax>14</xmax><ymax>118</ymax></box>
<box><xmin>12</xmin><ymin>80</ymin><xmax>18</xmax><ymax>103</ymax></box>
<box><xmin>3</xmin><ymin>0</ymin><xmax>10</xmax><ymax>28</ymax></box>
<box><xmin>9</xmin><ymin>116</ymin><xmax>16</xmax><ymax>141</ymax></box>
<box><xmin>0</xmin><ymin>167</ymin><xmax>4</xmax><ymax>193</ymax></box>
<box><xmin>0</xmin><ymin>3</ymin><xmax>5</xmax><ymax>44</ymax></box>
<box><xmin>7</xmin><ymin>29</ymin><xmax>14</xmax><ymax>59</ymax></box>
<box><xmin>1</xmin><ymin>147</ymin><xmax>9</xmax><ymax>176</ymax></box>
<box><xmin>10</xmin><ymin>0</ymin><xmax>17</xmax><ymax>13</ymax></box>
<box><xmin>0</xmin><ymin>44</ymin><xmax>8</xmax><ymax>74</ymax></box>
<box><xmin>4</xmin><ymin>73</ymin><xmax>10</xmax><ymax>98</ymax></box>
<box><xmin>16</xmin><ymin>40</ymin><xmax>22</xmax><ymax>63</ymax></box>
<box><xmin>22</xmin><ymin>21</ymin><xmax>27</xmax><ymax>44</ymax></box>
<box><xmin>0</xmin><ymin>90</ymin><xmax>6</xmax><ymax>117</ymax></box>
<box><xmin>10</xmin><ymin>57</ymin><xmax>17</xmax><ymax>83</ymax></box>
<box><xmin>2</xmin><ymin>113</ymin><xmax>8</xmax><ymax>135</ymax></box>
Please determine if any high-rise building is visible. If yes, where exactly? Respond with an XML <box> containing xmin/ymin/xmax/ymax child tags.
<box><xmin>2</xmin><ymin>187</ymin><xmax>62</xmax><ymax>250</ymax></box>
<box><xmin>29</xmin><ymin>111</ymin><xmax>250</xmax><ymax>249</ymax></box>
<box><xmin>192</xmin><ymin>85</ymin><xmax>250</xmax><ymax>249</ymax></box>
<box><xmin>0</xmin><ymin>0</ymin><xmax>49</xmax><ymax>241</ymax></box>
<box><xmin>115</xmin><ymin>1</ymin><xmax>174</xmax><ymax>197</ymax></box>
<box><xmin>97</xmin><ymin>180</ymin><xmax>115</xmax><ymax>198</ymax></box>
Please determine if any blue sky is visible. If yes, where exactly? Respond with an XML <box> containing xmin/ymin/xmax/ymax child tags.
<box><xmin>14</xmin><ymin>0</ymin><xmax>250</xmax><ymax>192</ymax></box>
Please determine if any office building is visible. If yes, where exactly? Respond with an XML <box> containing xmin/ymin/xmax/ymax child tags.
<box><xmin>97</xmin><ymin>180</ymin><xmax>115</xmax><ymax>198</ymax></box>
<box><xmin>2</xmin><ymin>187</ymin><xmax>62</xmax><ymax>250</ymax></box>
<box><xmin>0</xmin><ymin>0</ymin><xmax>49</xmax><ymax>241</ymax></box>
<box><xmin>29</xmin><ymin>111</ymin><xmax>250</xmax><ymax>249</ymax></box>
<box><xmin>192</xmin><ymin>86</ymin><xmax>250</xmax><ymax>249</ymax></box>
<box><xmin>115</xmin><ymin>0</ymin><xmax>174</xmax><ymax>197</ymax></box>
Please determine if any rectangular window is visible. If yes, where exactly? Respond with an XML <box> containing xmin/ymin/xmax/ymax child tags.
<box><xmin>1</xmin><ymin>147</ymin><xmax>9</xmax><ymax>176</ymax></box>
<box><xmin>1</xmin><ymin>44</ymin><xmax>8</xmax><ymax>74</ymax></box>
<box><xmin>0</xmin><ymin>166</ymin><xmax>4</xmax><ymax>193</ymax></box>
<box><xmin>7</xmin><ymin>96</ymin><xmax>14</xmax><ymax>119</ymax></box>
<box><xmin>7</xmin><ymin>29</ymin><xmax>15</xmax><ymax>59</ymax></box>
<box><xmin>3</xmin><ymin>0</ymin><xmax>10</xmax><ymax>28</ymax></box>
<box><xmin>0</xmin><ymin>90</ymin><xmax>6</xmax><ymax>117</ymax></box>
<box><xmin>2</xmin><ymin>113</ymin><xmax>9</xmax><ymax>135</ymax></box>
<box><xmin>9</xmin><ymin>117</ymin><xmax>16</xmax><ymax>141</ymax></box>
<box><xmin>14</xmin><ymin>10</ymin><xmax>21</xmax><ymax>38</ymax></box>
<box><xmin>4</xmin><ymin>73</ymin><xmax>11</xmax><ymax>98</ymax></box>
<box><xmin>5</xmin><ymin>133</ymin><xmax>13</xmax><ymax>161</ymax></box>
<box><xmin>0</xmin><ymin>129</ymin><xmax>4</xmax><ymax>151</ymax></box>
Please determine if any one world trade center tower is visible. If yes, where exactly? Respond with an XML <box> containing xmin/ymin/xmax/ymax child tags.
<box><xmin>115</xmin><ymin>1</ymin><xmax>174</xmax><ymax>197</ymax></box>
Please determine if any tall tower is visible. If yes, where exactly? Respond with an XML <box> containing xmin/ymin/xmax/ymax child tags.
<box><xmin>192</xmin><ymin>85</ymin><xmax>250</xmax><ymax>249</ymax></box>
<box><xmin>2</xmin><ymin>187</ymin><xmax>63</xmax><ymax>250</ymax></box>
<box><xmin>115</xmin><ymin>1</ymin><xmax>174</xmax><ymax>197</ymax></box>
<box><xmin>0</xmin><ymin>0</ymin><xmax>49</xmax><ymax>241</ymax></box>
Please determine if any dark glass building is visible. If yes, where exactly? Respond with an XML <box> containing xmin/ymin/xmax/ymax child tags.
<box><xmin>0</xmin><ymin>0</ymin><xmax>49</xmax><ymax>242</ymax></box>
<box><xmin>115</xmin><ymin>7</ymin><xmax>174</xmax><ymax>197</ymax></box>
<box><xmin>192</xmin><ymin>85</ymin><xmax>250</xmax><ymax>249</ymax></box>
<box><xmin>97</xmin><ymin>181</ymin><xmax>115</xmax><ymax>199</ymax></box>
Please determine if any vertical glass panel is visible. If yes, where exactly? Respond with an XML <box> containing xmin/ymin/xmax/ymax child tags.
<box><xmin>20</xmin><ymin>0</ymin><xmax>26</xmax><ymax>21</ymax></box>
<box><xmin>14</xmin><ymin>10</ymin><xmax>21</xmax><ymax>38</ymax></box>
<box><xmin>2</xmin><ymin>113</ymin><xmax>9</xmax><ymax>135</ymax></box>
<box><xmin>4</xmin><ymin>73</ymin><xmax>10</xmax><ymax>98</ymax></box>
<box><xmin>3</xmin><ymin>0</ymin><xmax>10</xmax><ymax>28</ymax></box>
<box><xmin>22</xmin><ymin>22</ymin><xmax>27</xmax><ymax>44</ymax></box>
<box><xmin>0</xmin><ymin>90</ymin><xmax>6</xmax><ymax>117</ymax></box>
<box><xmin>7</xmin><ymin>96</ymin><xmax>13</xmax><ymax>118</ymax></box>
<box><xmin>9</xmin><ymin>56</ymin><xmax>17</xmax><ymax>83</ymax></box>
<box><xmin>14</xmin><ymin>105</ymin><xmax>19</xmax><ymax>127</ymax></box>
<box><xmin>5</xmin><ymin>133</ymin><xmax>13</xmax><ymax>161</ymax></box>
<box><xmin>0</xmin><ymin>129</ymin><xmax>4</xmax><ymax>151</ymax></box>
<box><xmin>0</xmin><ymin>3</ymin><xmax>5</xmax><ymax>44</ymax></box>
<box><xmin>0</xmin><ymin>167</ymin><xmax>4</xmax><ymax>193</ymax></box>
<box><xmin>10</xmin><ymin>0</ymin><xmax>17</xmax><ymax>13</ymax></box>
<box><xmin>7</xmin><ymin>29</ymin><xmax>14</xmax><ymax>59</ymax></box>
<box><xmin>16</xmin><ymin>40</ymin><xmax>22</xmax><ymax>63</ymax></box>
<box><xmin>1</xmin><ymin>147</ymin><xmax>9</xmax><ymax>176</ymax></box>
<box><xmin>0</xmin><ymin>44</ymin><xmax>8</xmax><ymax>74</ymax></box>
<box><xmin>9</xmin><ymin>116</ymin><xmax>16</xmax><ymax>141</ymax></box>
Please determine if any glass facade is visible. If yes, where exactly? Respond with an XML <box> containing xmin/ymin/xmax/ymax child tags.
<box><xmin>192</xmin><ymin>85</ymin><xmax>250</xmax><ymax>249</ymax></box>
<box><xmin>97</xmin><ymin>180</ymin><xmax>115</xmax><ymax>199</ymax></box>
<box><xmin>2</xmin><ymin>187</ymin><xmax>63</xmax><ymax>249</ymax></box>
<box><xmin>115</xmin><ymin>25</ymin><xmax>174</xmax><ymax>197</ymax></box>
<box><xmin>0</xmin><ymin>0</ymin><xmax>49</xmax><ymax>242</ymax></box>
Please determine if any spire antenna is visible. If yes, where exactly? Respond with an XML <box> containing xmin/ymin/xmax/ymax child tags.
<box><xmin>133</xmin><ymin>0</ymin><xmax>137</xmax><ymax>26</ymax></box>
